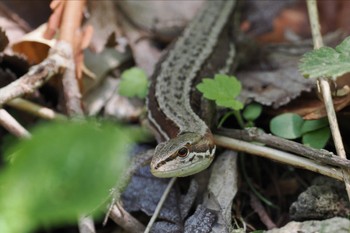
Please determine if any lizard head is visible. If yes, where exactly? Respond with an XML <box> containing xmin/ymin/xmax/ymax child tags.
<box><xmin>150</xmin><ymin>132</ymin><xmax>216</xmax><ymax>178</ymax></box>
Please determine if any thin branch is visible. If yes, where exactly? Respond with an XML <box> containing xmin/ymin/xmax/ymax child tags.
<box><xmin>214</xmin><ymin>135</ymin><xmax>343</xmax><ymax>181</ymax></box>
<box><xmin>0</xmin><ymin>109</ymin><xmax>30</xmax><ymax>138</ymax></box>
<box><xmin>318</xmin><ymin>80</ymin><xmax>347</xmax><ymax>159</ymax></box>
<box><xmin>0</xmin><ymin>41</ymin><xmax>69</xmax><ymax>107</ymax></box>
<box><xmin>105</xmin><ymin>150</ymin><xmax>153</xmax><ymax>226</ymax></box>
<box><xmin>216</xmin><ymin>128</ymin><xmax>350</xmax><ymax>170</ymax></box>
<box><xmin>7</xmin><ymin>98</ymin><xmax>66</xmax><ymax>120</ymax></box>
<box><xmin>59</xmin><ymin>0</ymin><xmax>86</xmax><ymax>116</ymax></box>
<box><xmin>306</xmin><ymin>0</ymin><xmax>323</xmax><ymax>49</ymax></box>
<box><xmin>144</xmin><ymin>177</ymin><xmax>177</xmax><ymax>233</ymax></box>
<box><xmin>306</xmin><ymin>0</ymin><xmax>350</xmax><ymax>199</ymax></box>
<box><xmin>109</xmin><ymin>203</ymin><xmax>145</xmax><ymax>233</ymax></box>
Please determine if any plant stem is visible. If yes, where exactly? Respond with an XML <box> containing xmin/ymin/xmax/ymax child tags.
<box><xmin>306</xmin><ymin>0</ymin><xmax>323</xmax><ymax>49</ymax></box>
<box><xmin>144</xmin><ymin>177</ymin><xmax>177</xmax><ymax>233</ymax></box>
<box><xmin>306</xmin><ymin>0</ymin><xmax>350</xmax><ymax>200</ymax></box>
<box><xmin>218</xmin><ymin>111</ymin><xmax>235</xmax><ymax>128</ymax></box>
<box><xmin>233</xmin><ymin>110</ymin><xmax>245</xmax><ymax>129</ymax></box>
<box><xmin>240</xmin><ymin>154</ymin><xmax>278</xmax><ymax>209</ymax></box>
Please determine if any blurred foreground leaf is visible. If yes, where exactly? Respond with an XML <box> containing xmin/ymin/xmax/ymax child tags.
<box><xmin>119</xmin><ymin>67</ymin><xmax>148</xmax><ymax>98</ymax></box>
<box><xmin>0</xmin><ymin>120</ymin><xmax>131</xmax><ymax>233</ymax></box>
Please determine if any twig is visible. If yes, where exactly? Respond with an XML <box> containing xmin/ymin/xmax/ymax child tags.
<box><xmin>216</xmin><ymin>128</ymin><xmax>350</xmax><ymax>170</ymax></box>
<box><xmin>78</xmin><ymin>216</ymin><xmax>96</xmax><ymax>233</ymax></box>
<box><xmin>214</xmin><ymin>135</ymin><xmax>343</xmax><ymax>181</ymax></box>
<box><xmin>6</xmin><ymin>98</ymin><xmax>66</xmax><ymax>120</ymax></box>
<box><xmin>109</xmin><ymin>203</ymin><xmax>145</xmax><ymax>233</ymax></box>
<box><xmin>306</xmin><ymin>0</ymin><xmax>350</xmax><ymax>199</ymax></box>
<box><xmin>306</xmin><ymin>0</ymin><xmax>323</xmax><ymax>49</ymax></box>
<box><xmin>0</xmin><ymin>109</ymin><xmax>30</xmax><ymax>138</ymax></box>
<box><xmin>0</xmin><ymin>41</ymin><xmax>69</xmax><ymax>107</ymax></box>
<box><xmin>105</xmin><ymin>150</ymin><xmax>153</xmax><ymax>227</ymax></box>
<box><xmin>318</xmin><ymin>80</ymin><xmax>347</xmax><ymax>159</ymax></box>
<box><xmin>250</xmin><ymin>193</ymin><xmax>277</xmax><ymax>230</ymax></box>
<box><xmin>59</xmin><ymin>0</ymin><xmax>86</xmax><ymax>116</ymax></box>
<box><xmin>144</xmin><ymin>177</ymin><xmax>177</xmax><ymax>233</ymax></box>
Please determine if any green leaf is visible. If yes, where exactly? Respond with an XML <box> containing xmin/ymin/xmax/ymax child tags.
<box><xmin>270</xmin><ymin>113</ymin><xmax>304</xmax><ymax>139</ymax></box>
<box><xmin>118</xmin><ymin>67</ymin><xmax>148</xmax><ymax>98</ymax></box>
<box><xmin>301</xmin><ymin>118</ymin><xmax>328</xmax><ymax>134</ymax></box>
<box><xmin>302</xmin><ymin>127</ymin><xmax>330</xmax><ymax>149</ymax></box>
<box><xmin>242</xmin><ymin>103</ymin><xmax>262</xmax><ymax>121</ymax></box>
<box><xmin>0</xmin><ymin>120</ymin><xmax>131</xmax><ymax>233</ymax></box>
<box><xmin>299</xmin><ymin>36</ymin><xmax>350</xmax><ymax>79</ymax></box>
<box><xmin>196</xmin><ymin>74</ymin><xmax>243</xmax><ymax>110</ymax></box>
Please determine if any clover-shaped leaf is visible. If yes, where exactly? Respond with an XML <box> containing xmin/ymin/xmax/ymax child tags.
<box><xmin>196</xmin><ymin>74</ymin><xmax>243</xmax><ymax>110</ymax></box>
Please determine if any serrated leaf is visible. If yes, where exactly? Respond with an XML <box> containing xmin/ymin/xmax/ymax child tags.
<box><xmin>196</xmin><ymin>74</ymin><xmax>243</xmax><ymax>110</ymax></box>
<box><xmin>270</xmin><ymin>113</ymin><xmax>304</xmax><ymax>139</ymax></box>
<box><xmin>302</xmin><ymin>127</ymin><xmax>330</xmax><ymax>149</ymax></box>
<box><xmin>242</xmin><ymin>103</ymin><xmax>262</xmax><ymax>121</ymax></box>
<box><xmin>0</xmin><ymin>121</ymin><xmax>131</xmax><ymax>233</ymax></box>
<box><xmin>119</xmin><ymin>67</ymin><xmax>148</xmax><ymax>98</ymax></box>
<box><xmin>301</xmin><ymin>118</ymin><xmax>328</xmax><ymax>134</ymax></box>
<box><xmin>299</xmin><ymin>36</ymin><xmax>350</xmax><ymax>79</ymax></box>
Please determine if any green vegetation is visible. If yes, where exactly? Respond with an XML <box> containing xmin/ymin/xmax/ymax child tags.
<box><xmin>300</xmin><ymin>36</ymin><xmax>350</xmax><ymax>79</ymax></box>
<box><xmin>197</xmin><ymin>74</ymin><xmax>243</xmax><ymax>110</ymax></box>
<box><xmin>270</xmin><ymin>113</ymin><xmax>330</xmax><ymax>149</ymax></box>
<box><xmin>118</xmin><ymin>67</ymin><xmax>149</xmax><ymax>98</ymax></box>
<box><xmin>0</xmin><ymin>120</ymin><xmax>131</xmax><ymax>233</ymax></box>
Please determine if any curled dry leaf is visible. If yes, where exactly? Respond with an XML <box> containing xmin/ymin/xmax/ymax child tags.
<box><xmin>203</xmin><ymin>151</ymin><xmax>238</xmax><ymax>232</ymax></box>
<box><xmin>12</xmin><ymin>24</ymin><xmax>55</xmax><ymax>64</ymax></box>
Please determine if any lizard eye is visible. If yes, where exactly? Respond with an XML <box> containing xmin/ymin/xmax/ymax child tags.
<box><xmin>177</xmin><ymin>147</ymin><xmax>189</xmax><ymax>157</ymax></box>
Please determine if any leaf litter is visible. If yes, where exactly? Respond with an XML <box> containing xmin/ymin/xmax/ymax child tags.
<box><xmin>1</xmin><ymin>0</ymin><xmax>350</xmax><ymax>232</ymax></box>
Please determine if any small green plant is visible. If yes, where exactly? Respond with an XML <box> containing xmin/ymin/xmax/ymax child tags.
<box><xmin>197</xmin><ymin>74</ymin><xmax>262</xmax><ymax>128</ymax></box>
<box><xmin>118</xmin><ymin>67</ymin><xmax>148</xmax><ymax>98</ymax></box>
<box><xmin>0</xmin><ymin>120</ymin><xmax>132</xmax><ymax>233</ymax></box>
<box><xmin>270</xmin><ymin>113</ymin><xmax>330</xmax><ymax>149</ymax></box>
<box><xmin>197</xmin><ymin>74</ymin><xmax>243</xmax><ymax>110</ymax></box>
<box><xmin>300</xmin><ymin>36</ymin><xmax>350</xmax><ymax>80</ymax></box>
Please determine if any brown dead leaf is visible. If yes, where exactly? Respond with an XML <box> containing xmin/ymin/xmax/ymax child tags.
<box><xmin>12</xmin><ymin>24</ymin><xmax>54</xmax><ymax>64</ymax></box>
<box><xmin>273</xmin><ymin>74</ymin><xmax>350</xmax><ymax>119</ymax></box>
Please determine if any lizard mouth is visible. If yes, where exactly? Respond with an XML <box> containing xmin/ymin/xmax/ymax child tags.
<box><xmin>150</xmin><ymin>157</ymin><xmax>214</xmax><ymax>178</ymax></box>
